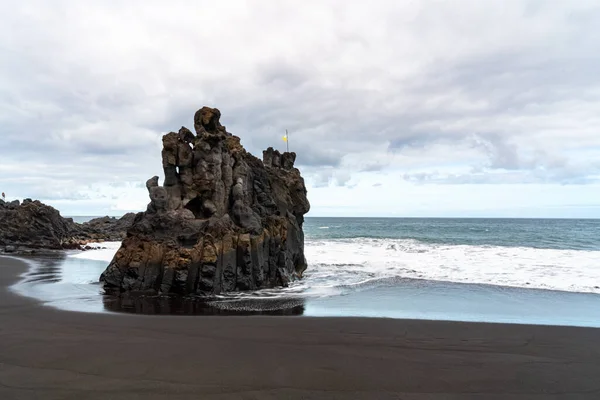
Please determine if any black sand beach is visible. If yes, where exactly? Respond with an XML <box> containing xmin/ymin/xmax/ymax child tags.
<box><xmin>1</xmin><ymin>256</ymin><xmax>600</xmax><ymax>399</ymax></box>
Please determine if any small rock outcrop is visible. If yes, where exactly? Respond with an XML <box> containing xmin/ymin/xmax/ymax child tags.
<box><xmin>81</xmin><ymin>214</ymin><xmax>137</xmax><ymax>242</ymax></box>
<box><xmin>100</xmin><ymin>106</ymin><xmax>310</xmax><ymax>295</ymax></box>
<box><xmin>0</xmin><ymin>200</ymin><xmax>135</xmax><ymax>253</ymax></box>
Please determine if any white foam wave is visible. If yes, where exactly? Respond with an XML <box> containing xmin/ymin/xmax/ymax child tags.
<box><xmin>303</xmin><ymin>238</ymin><xmax>600</xmax><ymax>295</ymax></box>
<box><xmin>64</xmin><ymin>238</ymin><xmax>600</xmax><ymax>296</ymax></box>
<box><xmin>69</xmin><ymin>242</ymin><xmax>122</xmax><ymax>262</ymax></box>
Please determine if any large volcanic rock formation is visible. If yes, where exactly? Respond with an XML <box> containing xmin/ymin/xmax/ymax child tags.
<box><xmin>100</xmin><ymin>107</ymin><xmax>310</xmax><ymax>295</ymax></box>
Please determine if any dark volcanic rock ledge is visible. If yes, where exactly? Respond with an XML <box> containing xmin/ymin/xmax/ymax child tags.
<box><xmin>81</xmin><ymin>214</ymin><xmax>136</xmax><ymax>242</ymax></box>
<box><xmin>0</xmin><ymin>199</ymin><xmax>134</xmax><ymax>253</ymax></box>
<box><xmin>100</xmin><ymin>107</ymin><xmax>310</xmax><ymax>295</ymax></box>
<box><xmin>0</xmin><ymin>199</ymin><xmax>80</xmax><ymax>251</ymax></box>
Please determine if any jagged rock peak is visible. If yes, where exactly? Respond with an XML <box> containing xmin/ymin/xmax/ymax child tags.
<box><xmin>100</xmin><ymin>106</ymin><xmax>310</xmax><ymax>296</ymax></box>
<box><xmin>193</xmin><ymin>106</ymin><xmax>227</xmax><ymax>135</ymax></box>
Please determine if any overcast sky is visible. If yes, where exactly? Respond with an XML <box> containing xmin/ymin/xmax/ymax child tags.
<box><xmin>1</xmin><ymin>0</ymin><xmax>600</xmax><ymax>217</ymax></box>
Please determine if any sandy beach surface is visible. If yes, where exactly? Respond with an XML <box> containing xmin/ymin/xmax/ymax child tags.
<box><xmin>1</xmin><ymin>256</ymin><xmax>600</xmax><ymax>399</ymax></box>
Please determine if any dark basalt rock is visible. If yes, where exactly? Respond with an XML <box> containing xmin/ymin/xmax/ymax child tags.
<box><xmin>100</xmin><ymin>106</ymin><xmax>310</xmax><ymax>295</ymax></box>
<box><xmin>81</xmin><ymin>213</ymin><xmax>137</xmax><ymax>242</ymax></box>
<box><xmin>0</xmin><ymin>200</ymin><xmax>135</xmax><ymax>253</ymax></box>
<box><xmin>0</xmin><ymin>199</ymin><xmax>79</xmax><ymax>251</ymax></box>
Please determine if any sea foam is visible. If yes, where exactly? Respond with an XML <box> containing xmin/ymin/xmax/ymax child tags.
<box><xmin>69</xmin><ymin>238</ymin><xmax>600</xmax><ymax>295</ymax></box>
<box><xmin>70</xmin><ymin>242</ymin><xmax>122</xmax><ymax>262</ymax></box>
<box><xmin>303</xmin><ymin>238</ymin><xmax>600</xmax><ymax>295</ymax></box>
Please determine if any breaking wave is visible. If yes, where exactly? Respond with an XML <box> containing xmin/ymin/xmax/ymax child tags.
<box><xmin>73</xmin><ymin>237</ymin><xmax>600</xmax><ymax>298</ymax></box>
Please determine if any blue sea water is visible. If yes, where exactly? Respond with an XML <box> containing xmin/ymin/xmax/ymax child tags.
<box><xmin>68</xmin><ymin>216</ymin><xmax>106</xmax><ymax>224</ymax></box>
<box><xmin>10</xmin><ymin>217</ymin><xmax>600</xmax><ymax>326</ymax></box>
<box><xmin>304</xmin><ymin>217</ymin><xmax>600</xmax><ymax>250</ymax></box>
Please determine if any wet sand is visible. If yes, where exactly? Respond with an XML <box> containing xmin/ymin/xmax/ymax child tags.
<box><xmin>1</xmin><ymin>256</ymin><xmax>600</xmax><ymax>399</ymax></box>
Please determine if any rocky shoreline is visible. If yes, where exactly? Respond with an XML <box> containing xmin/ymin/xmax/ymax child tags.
<box><xmin>0</xmin><ymin>198</ymin><xmax>134</xmax><ymax>254</ymax></box>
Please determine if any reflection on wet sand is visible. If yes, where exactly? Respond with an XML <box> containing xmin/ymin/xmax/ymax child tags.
<box><xmin>20</xmin><ymin>254</ymin><xmax>67</xmax><ymax>284</ymax></box>
<box><xmin>102</xmin><ymin>294</ymin><xmax>306</xmax><ymax>316</ymax></box>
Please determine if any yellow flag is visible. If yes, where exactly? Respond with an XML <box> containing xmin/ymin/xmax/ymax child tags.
<box><xmin>282</xmin><ymin>135</ymin><xmax>288</xmax><ymax>142</ymax></box>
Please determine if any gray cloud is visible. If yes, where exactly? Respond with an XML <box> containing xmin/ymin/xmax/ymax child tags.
<box><xmin>403</xmin><ymin>162</ymin><xmax>600</xmax><ymax>186</ymax></box>
<box><xmin>470</xmin><ymin>134</ymin><xmax>524</xmax><ymax>170</ymax></box>
<box><xmin>1</xmin><ymin>0</ymin><xmax>599</xmax><ymax>214</ymax></box>
<box><xmin>359</xmin><ymin>160</ymin><xmax>387</xmax><ymax>172</ymax></box>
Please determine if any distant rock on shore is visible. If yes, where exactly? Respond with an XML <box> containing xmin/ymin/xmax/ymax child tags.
<box><xmin>0</xmin><ymin>198</ymin><xmax>134</xmax><ymax>254</ymax></box>
<box><xmin>100</xmin><ymin>106</ymin><xmax>310</xmax><ymax>296</ymax></box>
<box><xmin>80</xmin><ymin>214</ymin><xmax>137</xmax><ymax>242</ymax></box>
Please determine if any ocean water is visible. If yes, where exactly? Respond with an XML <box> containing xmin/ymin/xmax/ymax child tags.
<box><xmin>10</xmin><ymin>217</ymin><xmax>600</xmax><ymax>326</ymax></box>
<box><xmin>302</xmin><ymin>218</ymin><xmax>600</xmax><ymax>294</ymax></box>
<box><xmin>67</xmin><ymin>216</ymin><xmax>102</xmax><ymax>224</ymax></box>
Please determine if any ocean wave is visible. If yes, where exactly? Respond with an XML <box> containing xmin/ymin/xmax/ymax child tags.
<box><xmin>303</xmin><ymin>237</ymin><xmax>600</xmax><ymax>295</ymax></box>
<box><xmin>70</xmin><ymin>242</ymin><xmax>122</xmax><ymax>262</ymax></box>
<box><xmin>67</xmin><ymin>237</ymin><xmax>600</xmax><ymax>297</ymax></box>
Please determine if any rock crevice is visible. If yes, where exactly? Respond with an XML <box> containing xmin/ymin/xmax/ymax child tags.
<box><xmin>100</xmin><ymin>107</ymin><xmax>310</xmax><ymax>295</ymax></box>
